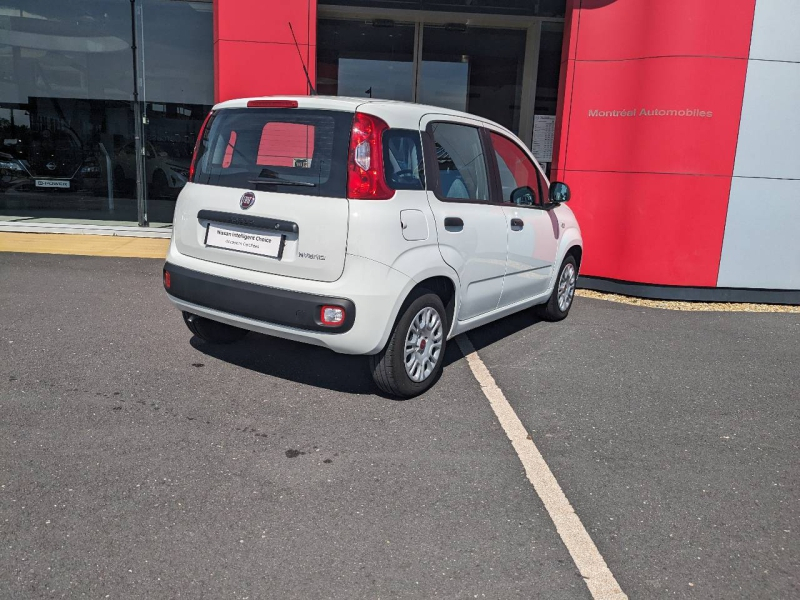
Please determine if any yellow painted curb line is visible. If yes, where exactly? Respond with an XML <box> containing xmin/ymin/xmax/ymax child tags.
<box><xmin>0</xmin><ymin>232</ymin><xmax>169</xmax><ymax>259</ymax></box>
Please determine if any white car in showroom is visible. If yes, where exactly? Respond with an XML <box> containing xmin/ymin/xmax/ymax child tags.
<box><xmin>163</xmin><ymin>96</ymin><xmax>582</xmax><ymax>397</ymax></box>
<box><xmin>115</xmin><ymin>141</ymin><xmax>191</xmax><ymax>198</ymax></box>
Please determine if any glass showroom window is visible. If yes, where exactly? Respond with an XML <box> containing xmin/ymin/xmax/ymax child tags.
<box><xmin>0</xmin><ymin>0</ymin><xmax>137</xmax><ymax>222</ymax></box>
<box><xmin>139</xmin><ymin>0</ymin><xmax>213</xmax><ymax>225</ymax></box>
<box><xmin>0</xmin><ymin>0</ymin><xmax>213</xmax><ymax>226</ymax></box>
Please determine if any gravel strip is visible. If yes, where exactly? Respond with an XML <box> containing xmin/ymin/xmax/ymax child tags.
<box><xmin>576</xmin><ymin>289</ymin><xmax>800</xmax><ymax>313</ymax></box>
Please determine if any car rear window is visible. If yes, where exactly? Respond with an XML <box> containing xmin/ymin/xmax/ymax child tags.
<box><xmin>193</xmin><ymin>108</ymin><xmax>353</xmax><ymax>198</ymax></box>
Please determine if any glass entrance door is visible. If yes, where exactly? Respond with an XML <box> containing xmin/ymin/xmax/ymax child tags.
<box><xmin>317</xmin><ymin>20</ymin><xmax>416</xmax><ymax>102</ymax></box>
<box><xmin>417</xmin><ymin>25</ymin><xmax>527</xmax><ymax>133</ymax></box>
<box><xmin>317</xmin><ymin>17</ymin><xmax>533</xmax><ymax>138</ymax></box>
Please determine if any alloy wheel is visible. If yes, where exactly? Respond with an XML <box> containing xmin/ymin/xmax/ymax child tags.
<box><xmin>404</xmin><ymin>306</ymin><xmax>444</xmax><ymax>382</ymax></box>
<box><xmin>557</xmin><ymin>263</ymin><xmax>577</xmax><ymax>312</ymax></box>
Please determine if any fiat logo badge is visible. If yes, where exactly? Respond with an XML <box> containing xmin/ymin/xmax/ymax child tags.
<box><xmin>239</xmin><ymin>191</ymin><xmax>256</xmax><ymax>210</ymax></box>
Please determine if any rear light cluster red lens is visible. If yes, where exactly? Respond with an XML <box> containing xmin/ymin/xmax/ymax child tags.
<box><xmin>163</xmin><ymin>270</ymin><xmax>171</xmax><ymax>290</ymax></box>
<box><xmin>188</xmin><ymin>110</ymin><xmax>214</xmax><ymax>183</ymax></box>
<box><xmin>320</xmin><ymin>305</ymin><xmax>346</xmax><ymax>327</ymax></box>
<box><xmin>246</xmin><ymin>100</ymin><xmax>299</xmax><ymax>108</ymax></box>
<box><xmin>347</xmin><ymin>112</ymin><xmax>394</xmax><ymax>200</ymax></box>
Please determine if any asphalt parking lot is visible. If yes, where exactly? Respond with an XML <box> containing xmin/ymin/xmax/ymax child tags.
<box><xmin>1</xmin><ymin>252</ymin><xmax>798</xmax><ymax>599</ymax></box>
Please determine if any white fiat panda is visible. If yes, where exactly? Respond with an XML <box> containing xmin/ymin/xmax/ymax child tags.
<box><xmin>164</xmin><ymin>96</ymin><xmax>582</xmax><ymax>398</ymax></box>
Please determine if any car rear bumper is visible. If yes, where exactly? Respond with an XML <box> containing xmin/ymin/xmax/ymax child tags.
<box><xmin>164</xmin><ymin>262</ymin><xmax>356</xmax><ymax>333</ymax></box>
<box><xmin>163</xmin><ymin>243</ymin><xmax>414</xmax><ymax>355</ymax></box>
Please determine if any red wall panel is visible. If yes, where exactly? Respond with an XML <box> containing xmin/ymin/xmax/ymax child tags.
<box><xmin>553</xmin><ymin>0</ymin><xmax>757</xmax><ymax>288</ymax></box>
<box><xmin>565</xmin><ymin>57</ymin><xmax>748</xmax><ymax>175</ymax></box>
<box><xmin>213</xmin><ymin>0</ymin><xmax>317</xmax><ymax>103</ymax></box>
<box><xmin>567</xmin><ymin>171</ymin><xmax>731</xmax><ymax>286</ymax></box>
<box><xmin>215</xmin><ymin>0</ymin><xmax>316</xmax><ymax>46</ymax></box>
<box><xmin>575</xmin><ymin>0</ymin><xmax>756</xmax><ymax>61</ymax></box>
<box><xmin>215</xmin><ymin>41</ymin><xmax>317</xmax><ymax>103</ymax></box>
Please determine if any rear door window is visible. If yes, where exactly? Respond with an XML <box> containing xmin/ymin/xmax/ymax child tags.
<box><xmin>193</xmin><ymin>108</ymin><xmax>353</xmax><ymax>198</ymax></box>
<box><xmin>428</xmin><ymin>122</ymin><xmax>489</xmax><ymax>202</ymax></box>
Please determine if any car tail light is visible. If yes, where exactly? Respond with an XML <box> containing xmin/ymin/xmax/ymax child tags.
<box><xmin>163</xmin><ymin>269</ymin><xmax>171</xmax><ymax>290</ymax></box>
<box><xmin>246</xmin><ymin>99</ymin><xmax>299</xmax><ymax>108</ymax></box>
<box><xmin>347</xmin><ymin>112</ymin><xmax>394</xmax><ymax>200</ymax></box>
<box><xmin>188</xmin><ymin>110</ymin><xmax>214</xmax><ymax>182</ymax></box>
<box><xmin>320</xmin><ymin>305</ymin><xmax>346</xmax><ymax>327</ymax></box>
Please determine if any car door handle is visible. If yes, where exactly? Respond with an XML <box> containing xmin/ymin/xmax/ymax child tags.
<box><xmin>510</xmin><ymin>218</ymin><xmax>524</xmax><ymax>231</ymax></box>
<box><xmin>444</xmin><ymin>217</ymin><xmax>464</xmax><ymax>231</ymax></box>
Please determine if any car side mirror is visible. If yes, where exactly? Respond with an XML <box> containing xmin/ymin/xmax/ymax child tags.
<box><xmin>548</xmin><ymin>181</ymin><xmax>570</xmax><ymax>204</ymax></box>
<box><xmin>510</xmin><ymin>186</ymin><xmax>536</xmax><ymax>206</ymax></box>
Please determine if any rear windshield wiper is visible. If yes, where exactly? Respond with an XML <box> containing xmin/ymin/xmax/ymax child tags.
<box><xmin>248</xmin><ymin>176</ymin><xmax>316</xmax><ymax>187</ymax></box>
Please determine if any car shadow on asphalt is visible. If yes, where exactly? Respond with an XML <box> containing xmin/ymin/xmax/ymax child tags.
<box><xmin>190</xmin><ymin>333</ymin><xmax>378</xmax><ymax>396</ymax></box>
<box><xmin>445</xmin><ymin>309</ymin><xmax>544</xmax><ymax>362</ymax></box>
<box><xmin>189</xmin><ymin>309</ymin><xmax>543</xmax><ymax>397</ymax></box>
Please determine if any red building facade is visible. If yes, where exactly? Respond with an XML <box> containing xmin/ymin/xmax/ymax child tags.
<box><xmin>212</xmin><ymin>0</ymin><xmax>798</xmax><ymax>303</ymax></box>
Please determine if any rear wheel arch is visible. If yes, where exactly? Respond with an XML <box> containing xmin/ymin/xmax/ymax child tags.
<box><xmin>412</xmin><ymin>276</ymin><xmax>456</xmax><ymax>335</ymax></box>
<box><xmin>566</xmin><ymin>245</ymin><xmax>583</xmax><ymax>270</ymax></box>
<box><xmin>389</xmin><ymin>275</ymin><xmax>457</xmax><ymax>341</ymax></box>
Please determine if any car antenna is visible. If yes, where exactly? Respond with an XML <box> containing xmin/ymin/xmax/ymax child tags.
<box><xmin>288</xmin><ymin>22</ymin><xmax>317</xmax><ymax>96</ymax></box>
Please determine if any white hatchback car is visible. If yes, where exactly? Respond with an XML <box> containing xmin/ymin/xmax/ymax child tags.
<box><xmin>164</xmin><ymin>96</ymin><xmax>582</xmax><ymax>397</ymax></box>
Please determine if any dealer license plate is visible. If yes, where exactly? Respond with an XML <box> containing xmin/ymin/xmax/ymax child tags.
<box><xmin>204</xmin><ymin>222</ymin><xmax>285</xmax><ymax>259</ymax></box>
<box><xmin>35</xmin><ymin>179</ymin><xmax>70</xmax><ymax>189</ymax></box>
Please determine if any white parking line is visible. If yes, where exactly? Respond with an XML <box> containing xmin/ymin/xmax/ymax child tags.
<box><xmin>456</xmin><ymin>335</ymin><xmax>628</xmax><ymax>600</ymax></box>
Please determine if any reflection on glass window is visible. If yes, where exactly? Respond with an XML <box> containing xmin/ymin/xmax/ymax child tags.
<box><xmin>0</xmin><ymin>0</ymin><xmax>214</xmax><ymax>225</ymax></box>
<box><xmin>141</xmin><ymin>0</ymin><xmax>213</xmax><ymax>224</ymax></box>
<box><xmin>417</xmin><ymin>61</ymin><xmax>468</xmax><ymax>112</ymax></box>
<box><xmin>318</xmin><ymin>19</ymin><xmax>414</xmax><ymax>101</ymax></box>
<box><xmin>491</xmin><ymin>132</ymin><xmax>545</xmax><ymax>205</ymax></box>
<box><xmin>193</xmin><ymin>108</ymin><xmax>352</xmax><ymax>199</ymax></box>
<box><xmin>258</xmin><ymin>123</ymin><xmax>315</xmax><ymax>167</ymax></box>
<box><xmin>0</xmin><ymin>1</ymin><xmax>136</xmax><ymax>221</ymax></box>
<box><xmin>318</xmin><ymin>1</ymin><xmax>566</xmax><ymax>18</ymax></box>
<box><xmin>419</xmin><ymin>26</ymin><xmax>526</xmax><ymax>133</ymax></box>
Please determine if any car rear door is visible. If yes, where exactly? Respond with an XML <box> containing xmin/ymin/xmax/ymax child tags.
<box><xmin>420</xmin><ymin>115</ymin><xmax>508</xmax><ymax>321</ymax></box>
<box><xmin>173</xmin><ymin>104</ymin><xmax>353</xmax><ymax>283</ymax></box>
<box><xmin>486</xmin><ymin>128</ymin><xmax>559</xmax><ymax>306</ymax></box>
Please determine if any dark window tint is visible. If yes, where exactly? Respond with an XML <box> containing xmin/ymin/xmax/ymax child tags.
<box><xmin>317</xmin><ymin>19</ymin><xmax>414</xmax><ymax>101</ymax></box>
<box><xmin>429</xmin><ymin>122</ymin><xmax>489</xmax><ymax>202</ymax></box>
<box><xmin>193</xmin><ymin>108</ymin><xmax>353</xmax><ymax>198</ymax></box>
<box><xmin>490</xmin><ymin>132</ymin><xmax>546</xmax><ymax>206</ymax></box>
<box><xmin>318</xmin><ymin>1</ymin><xmax>566</xmax><ymax>18</ymax></box>
<box><xmin>383</xmin><ymin>129</ymin><xmax>424</xmax><ymax>190</ymax></box>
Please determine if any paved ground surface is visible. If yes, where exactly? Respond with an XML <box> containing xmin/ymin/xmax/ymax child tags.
<box><xmin>1</xmin><ymin>252</ymin><xmax>797</xmax><ymax>599</ymax></box>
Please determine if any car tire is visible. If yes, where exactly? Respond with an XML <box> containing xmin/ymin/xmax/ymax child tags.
<box><xmin>369</xmin><ymin>290</ymin><xmax>447</xmax><ymax>399</ymax></box>
<box><xmin>182</xmin><ymin>312</ymin><xmax>248</xmax><ymax>344</ymax></box>
<box><xmin>536</xmin><ymin>255</ymin><xmax>578</xmax><ymax>322</ymax></box>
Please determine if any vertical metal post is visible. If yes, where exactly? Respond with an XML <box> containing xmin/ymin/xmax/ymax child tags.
<box><xmin>411</xmin><ymin>20</ymin><xmax>423</xmax><ymax>103</ymax></box>
<box><xmin>519</xmin><ymin>20</ymin><xmax>542</xmax><ymax>148</ymax></box>
<box><xmin>130</xmin><ymin>0</ymin><xmax>148</xmax><ymax>226</ymax></box>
